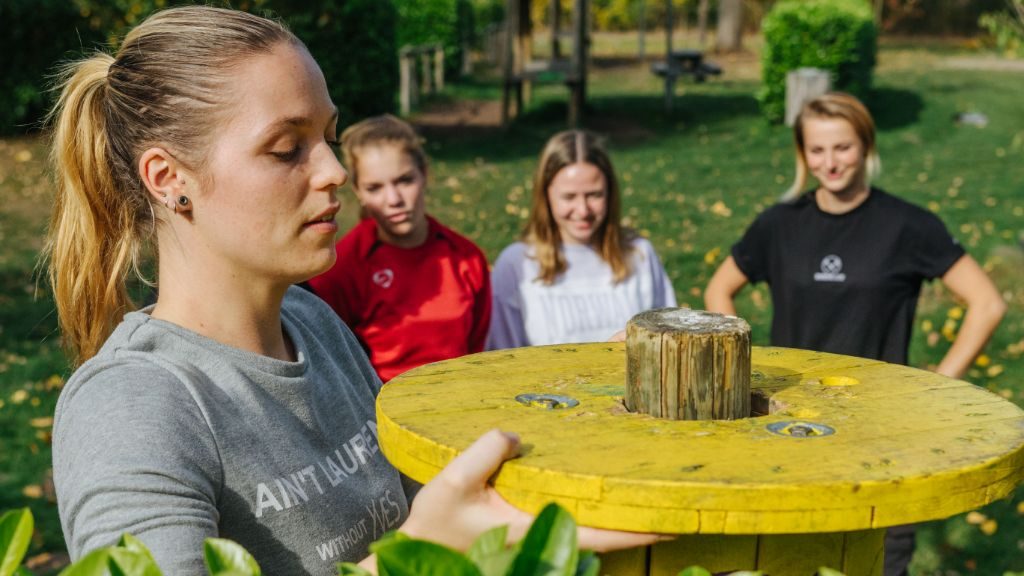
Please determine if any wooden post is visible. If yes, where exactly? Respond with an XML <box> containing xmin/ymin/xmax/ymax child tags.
<box><xmin>434</xmin><ymin>45</ymin><xmax>445</xmax><ymax>92</ymax></box>
<box><xmin>421</xmin><ymin>51</ymin><xmax>434</xmax><ymax>94</ymax></box>
<box><xmin>625</xmin><ymin>308</ymin><xmax>751</xmax><ymax>421</ymax></box>
<box><xmin>502</xmin><ymin>0</ymin><xmax>518</xmax><ymax>125</ymax></box>
<box><xmin>637</xmin><ymin>0</ymin><xmax>646</xmax><ymax>61</ymax></box>
<box><xmin>519</xmin><ymin>0</ymin><xmax>533</xmax><ymax>108</ymax></box>
<box><xmin>785</xmin><ymin>67</ymin><xmax>832</xmax><ymax>126</ymax></box>
<box><xmin>551</xmin><ymin>0</ymin><xmax>562</xmax><ymax>60</ymax></box>
<box><xmin>399</xmin><ymin>48</ymin><xmax>415</xmax><ymax>115</ymax></box>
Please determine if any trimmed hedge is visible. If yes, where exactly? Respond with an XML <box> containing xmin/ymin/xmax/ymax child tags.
<box><xmin>759</xmin><ymin>0</ymin><xmax>877</xmax><ymax>123</ymax></box>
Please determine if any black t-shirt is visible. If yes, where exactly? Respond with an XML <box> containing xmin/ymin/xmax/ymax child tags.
<box><xmin>731</xmin><ymin>188</ymin><xmax>965</xmax><ymax>365</ymax></box>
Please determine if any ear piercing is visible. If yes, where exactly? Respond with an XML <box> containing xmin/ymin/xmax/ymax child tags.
<box><xmin>164</xmin><ymin>194</ymin><xmax>190</xmax><ymax>213</ymax></box>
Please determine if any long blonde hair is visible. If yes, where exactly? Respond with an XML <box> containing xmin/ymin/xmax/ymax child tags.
<box><xmin>525</xmin><ymin>130</ymin><xmax>632</xmax><ymax>285</ymax></box>
<box><xmin>783</xmin><ymin>92</ymin><xmax>882</xmax><ymax>201</ymax></box>
<box><xmin>43</xmin><ymin>6</ymin><xmax>298</xmax><ymax>365</ymax></box>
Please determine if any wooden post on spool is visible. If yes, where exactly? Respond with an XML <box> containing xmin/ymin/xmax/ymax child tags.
<box><xmin>625</xmin><ymin>308</ymin><xmax>751</xmax><ymax>420</ymax></box>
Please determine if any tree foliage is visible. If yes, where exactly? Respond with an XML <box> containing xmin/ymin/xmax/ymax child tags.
<box><xmin>0</xmin><ymin>0</ymin><xmax>397</xmax><ymax>136</ymax></box>
<box><xmin>759</xmin><ymin>0</ymin><xmax>877</xmax><ymax>122</ymax></box>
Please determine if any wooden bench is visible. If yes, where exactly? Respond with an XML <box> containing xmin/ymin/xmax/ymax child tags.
<box><xmin>651</xmin><ymin>49</ymin><xmax>722</xmax><ymax>111</ymax></box>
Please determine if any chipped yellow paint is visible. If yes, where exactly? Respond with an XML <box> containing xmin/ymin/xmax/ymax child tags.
<box><xmin>378</xmin><ymin>344</ymin><xmax>1024</xmax><ymax>536</ymax></box>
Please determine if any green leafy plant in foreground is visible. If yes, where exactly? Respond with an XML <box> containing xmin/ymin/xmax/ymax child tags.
<box><xmin>338</xmin><ymin>503</ymin><xmax>599</xmax><ymax>576</ymax></box>
<box><xmin>1</xmin><ymin>504</ymin><xmax>847</xmax><ymax>576</ymax></box>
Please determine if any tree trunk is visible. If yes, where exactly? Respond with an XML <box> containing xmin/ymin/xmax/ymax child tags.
<box><xmin>697</xmin><ymin>0</ymin><xmax>710</xmax><ymax>48</ymax></box>
<box><xmin>715</xmin><ymin>0</ymin><xmax>743</xmax><ymax>53</ymax></box>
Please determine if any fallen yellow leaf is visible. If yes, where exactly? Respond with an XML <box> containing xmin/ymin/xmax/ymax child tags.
<box><xmin>975</xmin><ymin>354</ymin><xmax>991</xmax><ymax>367</ymax></box>
<box><xmin>948</xmin><ymin>307</ymin><xmax>964</xmax><ymax>320</ymax></box>
<box><xmin>30</xmin><ymin>417</ymin><xmax>53</xmax><ymax>428</ymax></box>
<box><xmin>986</xmin><ymin>365</ymin><xmax>1004</xmax><ymax>378</ymax></box>
<box><xmin>966</xmin><ymin>510</ymin><xmax>987</xmax><ymax>525</ymax></box>
<box><xmin>1016</xmin><ymin>501</ymin><xmax>1024</xmax><ymax>515</ymax></box>
<box><xmin>22</xmin><ymin>485</ymin><xmax>43</xmax><ymax>499</ymax></box>
<box><xmin>709</xmin><ymin>200</ymin><xmax>732</xmax><ymax>218</ymax></box>
<box><xmin>980</xmin><ymin>519</ymin><xmax>998</xmax><ymax>535</ymax></box>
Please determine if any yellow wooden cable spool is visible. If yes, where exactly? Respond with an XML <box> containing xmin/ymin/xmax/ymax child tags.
<box><xmin>377</xmin><ymin>344</ymin><xmax>1024</xmax><ymax>574</ymax></box>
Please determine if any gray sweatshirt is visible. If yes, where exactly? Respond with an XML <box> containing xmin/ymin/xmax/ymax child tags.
<box><xmin>53</xmin><ymin>287</ymin><xmax>409</xmax><ymax>575</ymax></box>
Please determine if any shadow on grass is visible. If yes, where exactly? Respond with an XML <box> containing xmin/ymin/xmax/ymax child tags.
<box><xmin>867</xmin><ymin>87</ymin><xmax>925</xmax><ymax>131</ymax></box>
<box><xmin>417</xmin><ymin>91</ymin><xmax>763</xmax><ymax>162</ymax></box>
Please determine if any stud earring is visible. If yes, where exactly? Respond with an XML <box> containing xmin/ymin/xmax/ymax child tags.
<box><xmin>176</xmin><ymin>195</ymin><xmax>190</xmax><ymax>210</ymax></box>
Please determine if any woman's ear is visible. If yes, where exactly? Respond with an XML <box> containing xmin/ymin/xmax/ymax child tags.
<box><xmin>138</xmin><ymin>147</ymin><xmax>191</xmax><ymax>212</ymax></box>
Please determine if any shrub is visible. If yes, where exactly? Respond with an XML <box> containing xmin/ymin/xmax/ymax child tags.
<box><xmin>261</xmin><ymin>0</ymin><xmax>400</xmax><ymax>122</ymax></box>
<box><xmin>0</xmin><ymin>0</ymin><xmax>104</xmax><ymax>135</ymax></box>
<box><xmin>759</xmin><ymin>0</ymin><xmax>877</xmax><ymax>123</ymax></box>
<box><xmin>979</xmin><ymin>0</ymin><xmax>1024</xmax><ymax>58</ymax></box>
<box><xmin>394</xmin><ymin>0</ymin><xmax>467</xmax><ymax>80</ymax></box>
<box><xmin>0</xmin><ymin>1</ymin><xmax>397</xmax><ymax>135</ymax></box>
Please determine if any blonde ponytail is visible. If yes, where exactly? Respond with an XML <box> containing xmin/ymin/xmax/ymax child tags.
<box><xmin>44</xmin><ymin>54</ymin><xmax>143</xmax><ymax>364</ymax></box>
<box><xmin>41</xmin><ymin>6</ymin><xmax>297</xmax><ymax>365</ymax></box>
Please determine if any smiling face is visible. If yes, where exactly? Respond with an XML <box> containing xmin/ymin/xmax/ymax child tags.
<box><xmin>546</xmin><ymin>162</ymin><xmax>608</xmax><ymax>246</ymax></box>
<box><xmin>352</xmin><ymin>143</ymin><xmax>429</xmax><ymax>248</ymax></box>
<box><xmin>190</xmin><ymin>42</ymin><xmax>347</xmax><ymax>284</ymax></box>
<box><xmin>802</xmin><ymin>117</ymin><xmax>867</xmax><ymax>198</ymax></box>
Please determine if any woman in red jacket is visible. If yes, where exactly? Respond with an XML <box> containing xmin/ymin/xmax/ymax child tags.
<box><xmin>308</xmin><ymin>115</ymin><xmax>491</xmax><ymax>382</ymax></box>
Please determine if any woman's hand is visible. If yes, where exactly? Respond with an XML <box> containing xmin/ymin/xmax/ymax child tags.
<box><xmin>399</xmin><ymin>429</ymin><xmax>664</xmax><ymax>552</ymax></box>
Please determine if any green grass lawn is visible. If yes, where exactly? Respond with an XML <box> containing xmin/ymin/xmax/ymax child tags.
<box><xmin>1</xmin><ymin>36</ymin><xmax>1022</xmax><ymax>574</ymax></box>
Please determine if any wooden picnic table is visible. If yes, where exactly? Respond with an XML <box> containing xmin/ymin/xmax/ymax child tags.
<box><xmin>377</xmin><ymin>344</ymin><xmax>1024</xmax><ymax>575</ymax></box>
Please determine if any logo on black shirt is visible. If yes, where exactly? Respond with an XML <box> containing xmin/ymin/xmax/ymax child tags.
<box><xmin>814</xmin><ymin>255</ymin><xmax>846</xmax><ymax>282</ymax></box>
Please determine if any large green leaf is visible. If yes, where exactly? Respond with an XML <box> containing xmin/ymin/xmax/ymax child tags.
<box><xmin>376</xmin><ymin>540</ymin><xmax>482</xmax><ymax>576</ymax></box>
<box><xmin>368</xmin><ymin>531</ymin><xmax>410</xmax><ymax>555</ymax></box>
<box><xmin>203</xmin><ymin>538</ymin><xmax>261</xmax><ymax>576</ymax></box>
<box><xmin>336</xmin><ymin>563</ymin><xmax>374</xmax><ymax>575</ymax></box>
<box><xmin>115</xmin><ymin>535</ymin><xmax>154</xmax><ymax>563</ymax></box>
<box><xmin>677</xmin><ymin>568</ymin><xmax>712</xmax><ymax>576</ymax></box>
<box><xmin>0</xmin><ymin>509</ymin><xmax>33</xmax><ymax>576</ymax></box>
<box><xmin>574</xmin><ymin>552</ymin><xmax>599</xmax><ymax>576</ymax></box>
<box><xmin>58</xmin><ymin>549</ymin><xmax>112</xmax><ymax>576</ymax></box>
<box><xmin>467</xmin><ymin>525</ymin><xmax>517</xmax><ymax>576</ymax></box>
<box><xmin>106</xmin><ymin>548</ymin><xmax>162</xmax><ymax>576</ymax></box>
<box><xmin>508</xmin><ymin>504</ymin><xmax>578</xmax><ymax>576</ymax></box>
<box><xmin>816</xmin><ymin>569</ymin><xmax>845</xmax><ymax>576</ymax></box>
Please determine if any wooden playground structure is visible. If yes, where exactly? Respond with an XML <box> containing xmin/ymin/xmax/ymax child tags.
<box><xmin>499</xmin><ymin>0</ymin><xmax>722</xmax><ymax>124</ymax></box>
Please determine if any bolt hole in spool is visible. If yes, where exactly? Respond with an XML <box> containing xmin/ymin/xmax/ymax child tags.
<box><xmin>515</xmin><ymin>393</ymin><xmax>580</xmax><ymax>410</ymax></box>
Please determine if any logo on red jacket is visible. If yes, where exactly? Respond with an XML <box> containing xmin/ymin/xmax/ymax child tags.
<box><xmin>372</xmin><ymin>269</ymin><xmax>394</xmax><ymax>289</ymax></box>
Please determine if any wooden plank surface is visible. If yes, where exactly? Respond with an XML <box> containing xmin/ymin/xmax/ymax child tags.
<box><xmin>377</xmin><ymin>344</ymin><xmax>1024</xmax><ymax>533</ymax></box>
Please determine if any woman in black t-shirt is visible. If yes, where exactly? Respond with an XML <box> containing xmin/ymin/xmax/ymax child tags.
<box><xmin>703</xmin><ymin>92</ymin><xmax>1006</xmax><ymax>576</ymax></box>
<box><xmin>705</xmin><ymin>92</ymin><xmax>1003</xmax><ymax>377</ymax></box>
